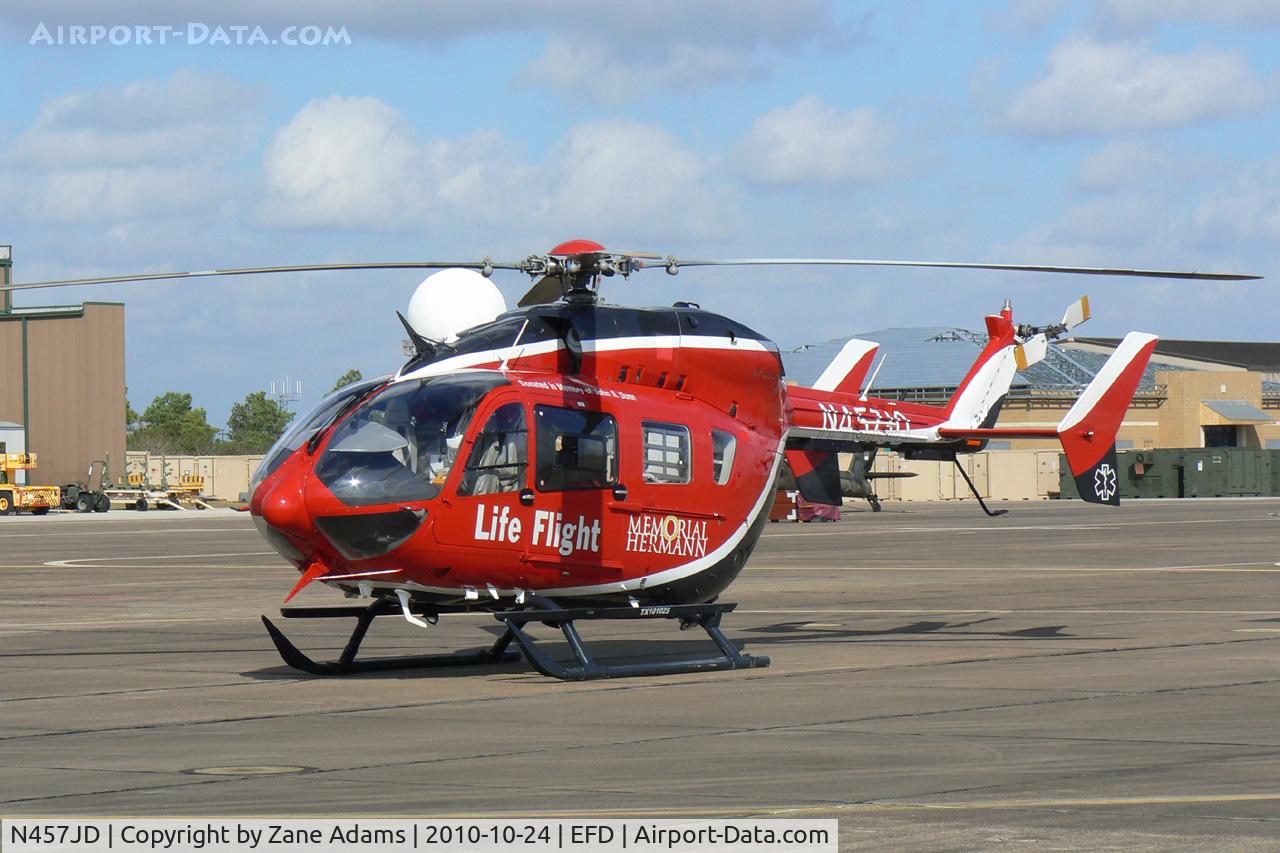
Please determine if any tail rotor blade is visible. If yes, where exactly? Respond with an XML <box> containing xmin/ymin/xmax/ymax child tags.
<box><xmin>1014</xmin><ymin>333</ymin><xmax>1049</xmax><ymax>371</ymax></box>
<box><xmin>1061</xmin><ymin>295</ymin><xmax>1092</xmax><ymax>331</ymax></box>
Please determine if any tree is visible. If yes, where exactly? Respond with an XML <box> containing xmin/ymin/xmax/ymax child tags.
<box><xmin>125</xmin><ymin>394</ymin><xmax>139</xmax><ymax>434</ymax></box>
<box><xmin>225</xmin><ymin>391</ymin><xmax>293</xmax><ymax>454</ymax></box>
<box><xmin>128</xmin><ymin>392</ymin><xmax>218</xmax><ymax>455</ymax></box>
<box><xmin>330</xmin><ymin>369</ymin><xmax>363</xmax><ymax>394</ymax></box>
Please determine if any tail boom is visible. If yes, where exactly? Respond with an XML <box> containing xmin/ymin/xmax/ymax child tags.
<box><xmin>939</xmin><ymin>331</ymin><xmax>1158</xmax><ymax>505</ymax></box>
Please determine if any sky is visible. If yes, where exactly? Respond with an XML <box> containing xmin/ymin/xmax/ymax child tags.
<box><xmin>1</xmin><ymin>1</ymin><xmax>1277</xmax><ymax>428</ymax></box>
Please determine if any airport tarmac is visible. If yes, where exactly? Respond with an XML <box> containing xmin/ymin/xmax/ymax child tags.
<box><xmin>1</xmin><ymin>499</ymin><xmax>1278</xmax><ymax>850</ymax></box>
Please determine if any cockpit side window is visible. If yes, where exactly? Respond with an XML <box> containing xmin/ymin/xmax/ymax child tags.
<box><xmin>315</xmin><ymin>372</ymin><xmax>507</xmax><ymax>507</ymax></box>
<box><xmin>534</xmin><ymin>405</ymin><xmax>618</xmax><ymax>491</ymax></box>
<box><xmin>457</xmin><ymin>403</ymin><xmax>528</xmax><ymax>496</ymax></box>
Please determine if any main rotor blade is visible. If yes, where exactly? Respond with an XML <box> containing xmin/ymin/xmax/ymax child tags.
<box><xmin>610</xmin><ymin>250</ymin><xmax>662</xmax><ymax>259</ymax></box>
<box><xmin>0</xmin><ymin>260</ymin><xmax>530</xmax><ymax>292</ymax></box>
<box><xmin>665</xmin><ymin>258</ymin><xmax>1260</xmax><ymax>281</ymax></box>
<box><xmin>5</xmin><ymin>254</ymin><xmax>1259</xmax><ymax>293</ymax></box>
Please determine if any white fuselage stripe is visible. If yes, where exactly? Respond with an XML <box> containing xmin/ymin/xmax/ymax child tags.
<box><xmin>587</xmin><ymin>334</ymin><xmax>774</xmax><ymax>354</ymax></box>
<box><xmin>397</xmin><ymin>335</ymin><xmax>776</xmax><ymax>381</ymax></box>
<box><xmin>398</xmin><ymin>340</ymin><xmax>562</xmax><ymax>380</ymax></box>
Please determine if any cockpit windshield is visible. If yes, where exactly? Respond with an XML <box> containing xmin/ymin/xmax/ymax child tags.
<box><xmin>315</xmin><ymin>372</ymin><xmax>507</xmax><ymax>507</ymax></box>
<box><xmin>250</xmin><ymin>375</ymin><xmax>388</xmax><ymax>496</ymax></box>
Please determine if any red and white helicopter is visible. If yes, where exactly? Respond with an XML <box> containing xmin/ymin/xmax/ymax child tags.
<box><xmin>4</xmin><ymin>240</ymin><xmax>1256</xmax><ymax>680</ymax></box>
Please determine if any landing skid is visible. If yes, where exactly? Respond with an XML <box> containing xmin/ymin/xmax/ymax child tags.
<box><xmin>497</xmin><ymin>596</ymin><xmax>770</xmax><ymax>681</ymax></box>
<box><xmin>261</xmin><ymin>598</ymin><xmax>519</xmax><ymax>675</ymax></box>
<box><xmin>261</xmin><ymin>595</ymin><xmax>768</xmax><ymax>681</ymax></box>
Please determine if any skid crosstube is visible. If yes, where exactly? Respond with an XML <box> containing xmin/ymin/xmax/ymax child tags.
<box><xmin>261</xmin><ymin>595</ymin><xmax>768</xmax><ymax>681</ymax></box>
<box><xmin>494</xmin><ymin>596</ymin><xmax>770</xmax><ymax>681</ymax></box>
<box><xmin>261</xmin><ymin>597</ymin><xmax>519</xmax><ymax>675</ymax></box>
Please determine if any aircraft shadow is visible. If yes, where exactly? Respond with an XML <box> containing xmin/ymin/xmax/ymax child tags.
<box><xmin>740</xmin><ymin>617</ymin><xmax>1115</xmax><ymax>645</ymax></box>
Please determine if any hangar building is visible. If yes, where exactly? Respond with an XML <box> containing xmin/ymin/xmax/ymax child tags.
<box><xmin>0</xmin><ymin>249</ymin><xmax>126</xmax><ymax>486</ymax></box>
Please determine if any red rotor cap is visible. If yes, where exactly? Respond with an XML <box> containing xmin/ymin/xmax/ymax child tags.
<box><xmin>549</xmin><ymin>238</ymin><xmax>606</xmax><ymax>255</ymax></box>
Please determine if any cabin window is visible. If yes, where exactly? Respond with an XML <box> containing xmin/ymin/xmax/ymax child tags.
<box><xmin>534</xmin><ymin>405</ymin><xmax>618</xmax><ymax>491</ymax></box>
<box><xmin>642</xmin><ymin>421</ymin><xmax>691</xmax><ymax>484</ymax></box>
<box><xmin>458</xmin><ymin>403</ymin><xmax>528</xmax><ymax>496</ymax></box>
<box><xmin>711</xmin><ymin>429</ymin><xmax>736</xmax><ymax>485</ymax></box>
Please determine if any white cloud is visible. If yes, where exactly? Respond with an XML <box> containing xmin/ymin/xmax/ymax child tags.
<box><xmin>0</xmin><ymin>1</ymin><xmax>843</xmax><ymax>44</ymax></box>
<box><xmin>1095</xmin><ymin>0</ymin><xmax>1280</xmax><ymax>32</ymax></box>
<box><xmin>995</xmin><ymin>0</ymin><xmax>1071</xmax><ymax>34</ymax></box>
<box><xmin>735</xmin><ymin>96</ymin><xmax>893</xmax><ymax>187</ymax></box>
<box><xmin>0</xmin><ymin>1</ymin><xmax>848</xmax><ymax>102</ymax></box>
<box><xmin>1006</xmin><ymin>36</ymin><xmax>1269</xmax><ymax>135</ymax></box>
<box><xmin>540</xmin><ymin>120</ymin><xmax>737</xmax><ymax>241</ymax></box>
<box><xmin>259</xmin><ymin>97</ymin><xmax>736</xmax><ymax>242</ymax></box>
<box><xmin>999</xmin><ymin>157</ymin><xmax>1277</xmax><ymax>310</ymax></box>
<box><xmin>1019</xmin><ymin>193</ymin><xmax>1185</xmax><ymax>250</ymax></box>
<box><xmin>260</xmin><ymin>96</ymin><xmax>433</xmax><ymax>230</ymax></box>
<box><xmin>1074</xmin><ymin>139</ymin><xmax>1189</xmax><ymax>191</ymax></box>
<box><xmin>15</xmin><ymin>167</ymin><xmax>235</xmax><ymax>223</ymax></box>
<box><xmin>513</xmin><ymin>1</ymin><xmax>849</xmax><ymax>101</ymax></box>
<box><xmin>1</xmin><ymin>70</ymin><xmax>258</xmax><ymax>223</ymax></box>
<box><xmin>8</xmin><ymin>72</ymin><xmax>254</xmax><ymax>168</ymax></box>
<box><xmin>1193</xmin><ymin>157</ymin><xmax>1280</xmax><ymax>244</ymax></box>
<box><xmin>520</xmin><ymin>37</ymin><xmax>759</xmax><ymax>103</ymax></box>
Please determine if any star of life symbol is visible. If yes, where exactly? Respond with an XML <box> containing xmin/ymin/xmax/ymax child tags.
<box><xmin>1094</xmin><ymin>463</ymin><xmax>1117</xmax><ymax>501</ymax></box>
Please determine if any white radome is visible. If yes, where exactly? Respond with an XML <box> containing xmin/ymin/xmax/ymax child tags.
<box><xmin>406</xmin><ymin>268</ymin><xmax>507</xmax><ymax>343</ymax></box>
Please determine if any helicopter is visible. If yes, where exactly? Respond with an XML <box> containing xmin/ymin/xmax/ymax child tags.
<box><xmin>2</xmin><ymin>239</ymin><xmax>1258</xmax><ymax>680</ymax></box>
<box><xmin>777</xmin><ymin>445</ymin><xmax>914</xmax><ymax>514</ymax></box>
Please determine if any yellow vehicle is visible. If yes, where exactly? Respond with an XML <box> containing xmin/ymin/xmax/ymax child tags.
<box><xmin>0</xmin><ymin>452</ymin><xmax>61</xmax><ymax>516</ymax></box>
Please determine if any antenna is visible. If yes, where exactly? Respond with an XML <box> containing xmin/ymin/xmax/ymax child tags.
<box><xmin>860</xmin><ymin>354</ymin><xmax>887</xmax><ymax>401</ymax></box>
<box><xmin>271</xmin><ymin>375</ymin><xmax>303</xmax><ymax>411</ymax></box>
<box><xmin>499</xmin><ymin>318</ymin><xmax>530</xmax><ymax>371</ymax></box>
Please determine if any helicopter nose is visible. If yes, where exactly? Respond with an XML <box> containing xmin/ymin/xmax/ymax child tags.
<box><xmin>259</xmin><ymin>473</ymin><xmax>310</xmax><ymax>537</ymax></box>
